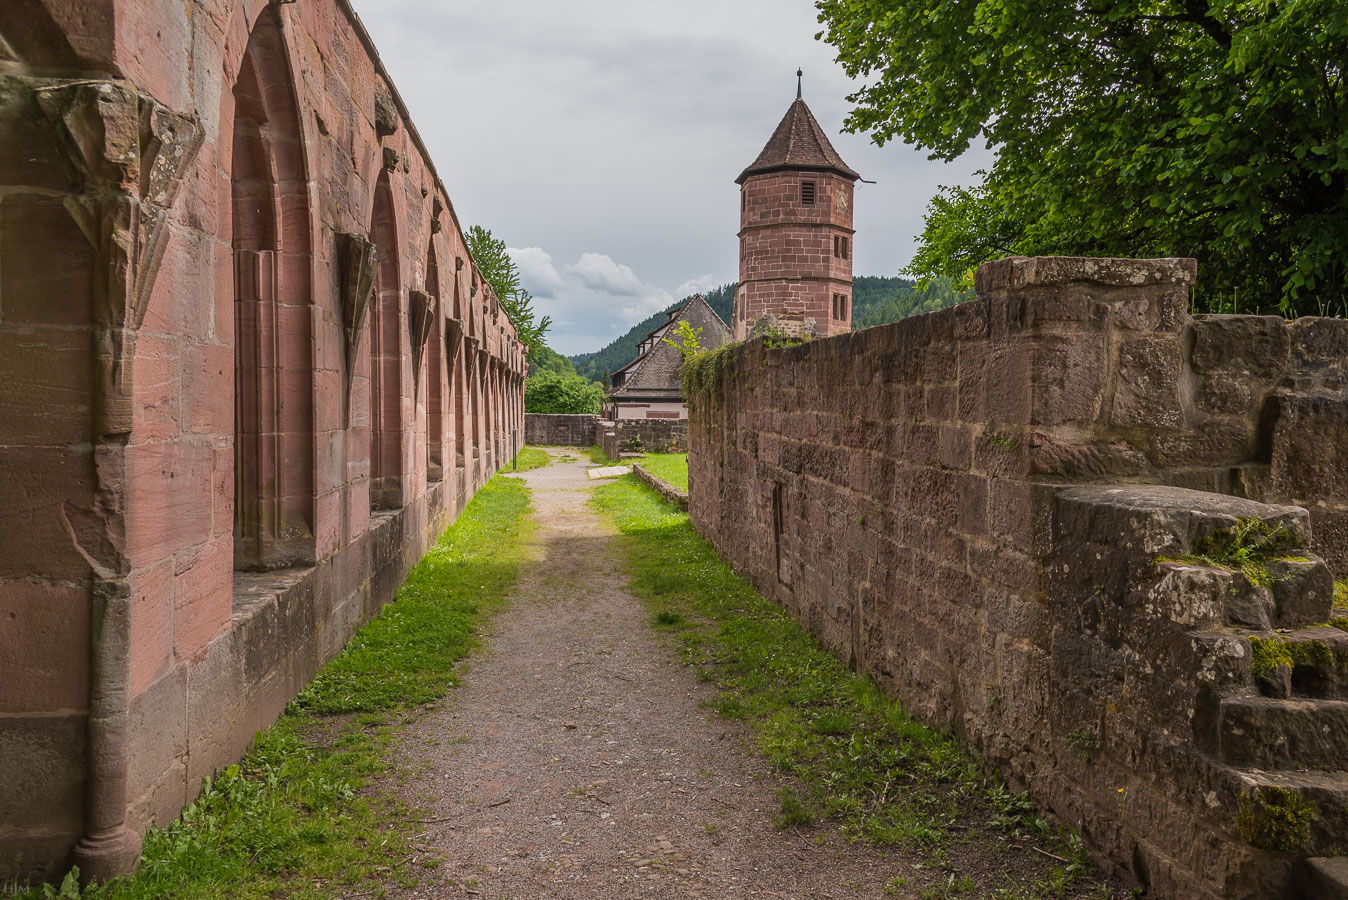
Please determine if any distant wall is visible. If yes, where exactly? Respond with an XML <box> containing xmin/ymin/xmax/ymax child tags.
<box><xmin>688</xmin><ymin>256</ymin><xmax>1348</xmax><ymax>900</ymax></box>
<box><xmin>600</xmin><ymin>418</ymin><xmax>688</xmax><ymax>460</ymax></box>
<box><xmin>525</xmin><ymin>413</ymin><xmax>599</xmax><ymax>447</ymax></box>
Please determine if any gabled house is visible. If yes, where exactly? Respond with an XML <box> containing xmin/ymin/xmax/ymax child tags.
<box><xmin>607</xmin><ymin>294</ymin><xmax>729</xmax><ymax>420</ymax></box>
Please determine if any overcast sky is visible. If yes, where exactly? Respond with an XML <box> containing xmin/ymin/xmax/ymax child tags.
<box><xmin>350</xmin><ymin>1</ymin><xmax>991</xmax><ymax>356</ymax></box>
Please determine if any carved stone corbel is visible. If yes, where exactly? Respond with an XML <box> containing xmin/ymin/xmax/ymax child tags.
<box><xmin>382</xmin><ymin>145</ymin><xmax>399</xmax><ymax>172</ymax></box>
<box><xmin>430</xmin><ymin>196</ymin><xmax>443</xmax><ymax>234</ymax></box>
<box><xmin>336</xmin><ymin>232</ymin><xmax>379</xmax><ymax>427</ymax></box>
<box><xmin>409</xmin><ymin>289</ymin><xmax>435</xmax><ymax>399</ymax></box>
<box><xmin>35</xmin><ymin>80</ymin><xmax>203</xmax><ymax>439</ymax></box>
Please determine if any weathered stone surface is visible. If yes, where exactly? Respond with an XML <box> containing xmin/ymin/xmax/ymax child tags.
<box><xmin>1191</xmin><ymin>315</ymin><xmax>1292</xmax><ymax>374</ymax></box>
<box><xmin>1219</xmin><ymin>697</ymin><xmax>1348</xmax><ymax>770</ymax></box>
<box><xmin>1270</xmin><ymin>394</ymin><xmax>1348</xmax><ymax>503</ymax></box>
<box><xmin>1112</xmin><ymin>337</ymin><xmax>1183</xmax><ymax>428</ymax></box>
<box><xmin>525</xmin><ymin>413</ymin><xmax>599</xmax><ymax>447</ymax></box>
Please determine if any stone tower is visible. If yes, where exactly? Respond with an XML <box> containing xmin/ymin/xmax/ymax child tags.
<box><xmin>734</xmin><ymin>76</ymin><xmax>860</xmax><ymax>340</ymax></box>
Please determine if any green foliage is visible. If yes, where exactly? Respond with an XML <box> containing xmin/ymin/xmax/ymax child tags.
<box><xmin>571</xmin><ymin>284</ymin><xmax>737</xmax><ymax>384</ymax></box>
<box><xmin>1155</xmin><ymin>517</ymin><xmax>1297</xmax><ymax>586</ymax></box>
<box><xmin>853</xmin><ymin>275</ymin><xmax>972</xmax><ymax>329</ymax></box>
<box><xmin>465</xmin><ymin>225</ymin><xmax>551</xmax><ymax>357</ymax></box>
<box><xmin>680</xmin><ymin>343</ymin><xmax>738</xmax><ymax>402</ymax></box>
<box><xmin>662</xmin><ymin>320</ymin><xmax>704</xmax><ymax>358</ymax></box>
<box><xmin>528</xmin><ymin>345</ymin><xmax>577</xmax><ymax>378</ymax></box>
<box><xmin>590</xmin><ymin>475</ymin><xmax>1112</xmax><ymax>894</ymax></box>
<box><xmin>524</xmin><ymin>371</ymin><xmax>605</xmax><ymax>415</ymax></box>
<box><xmin>11</xmin><ymin>475</ymin><xmax>534</xmax><ymax>899</ymax></box>
<box><xmin>1236</xmin><ymin>786</ymin><xmax>1315</xmax><ymax>851</ymax></box>
<box><xmin>818</xmin><ymin>0</ymin><xmax>1348</xmax><ymax>315</ymax></box>
<box><xmin>582</xmin><ymin>445</ymin><xmax>616</xmax><ymax>466</ymax></box>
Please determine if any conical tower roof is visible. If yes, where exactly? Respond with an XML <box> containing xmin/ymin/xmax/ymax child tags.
<box><xmin>735</xmin><ymin>98</ymin><xmax>860</xmax><ymax>185</ymax></box>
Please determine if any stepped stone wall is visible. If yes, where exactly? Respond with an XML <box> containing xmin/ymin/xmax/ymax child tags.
<box><xmin>688</xmin><ymin>256</ymin><xmax>1348</xmax><ymax>899</ymax></box>
<box><xmin>599</xmin><ymin>417</ymin><xmax>688</xmax><ymax>461</ymax></box>
<box><xmin>0</xmin><ymin>0</ymin><xmax>525</xmax><ymax>883</ymax></box>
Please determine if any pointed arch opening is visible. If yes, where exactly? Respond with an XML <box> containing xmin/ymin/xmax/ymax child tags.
<box><xmin>369</xmin><ymin>172</ymin><xmax>404</xmax><ymax>510</ymax></box>
<box><xmin>425</xmin><ymin>241</ymin><xmax>445</xmax><ymax>482</ymax></box>
<box><xmin>231</xmin><ymin>5</ymin><xmax>314</xmax><ymax>571</ymax></box>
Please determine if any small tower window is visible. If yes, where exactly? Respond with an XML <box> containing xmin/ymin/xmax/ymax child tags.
<box><xmin>801</xmin><ymin>181</ymin><xmax>815</xmax><ymax>206</ymax></box>
<box><xmin>834</xmin><ymin>235</ymin><xmax>850</xmax><ymax>260</ymax></box>
<box><xmin>742</xmin><ymin>190</ymin><xmax>747</xmax><ymax>211</ymax></box>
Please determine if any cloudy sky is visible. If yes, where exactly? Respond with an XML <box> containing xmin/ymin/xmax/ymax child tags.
<box><xmin>350</xmin><ymin>1</ymin><xmax>991</xmax><ymax>356</ymax></box>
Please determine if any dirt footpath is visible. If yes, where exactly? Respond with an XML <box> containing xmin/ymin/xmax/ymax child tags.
<box><xmin>388</xmin><ymin>450</ymin><xmax>912</xmax><ymax>899</ymax></box>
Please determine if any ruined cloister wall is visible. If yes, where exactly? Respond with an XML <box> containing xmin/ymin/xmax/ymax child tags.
<box><xmin>689</xmin><ymin>257</ymin><xmax>1348</xmax><ymax>899</ymax></box>
<box><xmin>0</xmin><ymin>0</ymin><xmax>526</xmax><ymax>882</ymax></box>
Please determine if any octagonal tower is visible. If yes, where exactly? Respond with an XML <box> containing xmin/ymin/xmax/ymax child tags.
<box><xmin>733</xmin><ymin>76</ymin><xmax>860</xmax><ymax>340</ymax></box>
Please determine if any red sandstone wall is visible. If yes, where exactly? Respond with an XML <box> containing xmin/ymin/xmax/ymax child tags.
<box><xmin>689</xmin><ymin>257</ymin><xmax>1348</xmax><ymax>899</ymax></box>
<box><xmin>737</xmin><ymin>170</ymin><xmax>854</xmax><ymax>338</ymax></box>
<box><xmin>0</xmin><ymin>0</ymin><xmax>526</xmax><ymax>880</ymax></box>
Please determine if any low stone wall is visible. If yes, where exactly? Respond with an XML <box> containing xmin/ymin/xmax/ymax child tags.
<box><xmin>688</xmin><ymin>256</ymin><xmax>1348</xmax><ymax>899</ymax></box>
<box><xmin>525</xmin><ymin>413</ymin><xmax>599</xmax><ymax>447</ymax></box>
<box><xmin>599</xmin><ymin>418</ymin><xmax>688</xmax><ymax>460</ymax></box>
<box><xmin>633</xmin><ymin>464</ymin><xmax>689</xmax><ymax>510</ymax></box>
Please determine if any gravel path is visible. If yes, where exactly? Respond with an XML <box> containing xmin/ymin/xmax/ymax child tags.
<box><xmin>388</xmin><ymin>449</ymin><xmax>912</xmax><ymax>899</ymax></box>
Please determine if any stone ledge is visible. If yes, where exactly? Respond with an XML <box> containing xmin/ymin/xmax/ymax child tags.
<box><xmin>632</xmin><ymin>464</ymin><xmax>688</xmax><ymax>511</ymax></box>
<box><xmin>975</xmin><ymin>255</ymin><xmax>1198</xmax><ymax>293</ymax></box>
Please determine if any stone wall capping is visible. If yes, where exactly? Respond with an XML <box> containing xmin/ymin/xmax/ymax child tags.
<box><xmin>975</xmin><ymin>255</ymin><xmax>1199</xmax><ymax>293</ymax></box>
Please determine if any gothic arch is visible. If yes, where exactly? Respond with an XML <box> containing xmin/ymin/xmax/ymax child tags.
<box><xmin>369</xmin><ymin>171</ymin><xmax>404</xmax><ymax>510</ymax></box>
<box><xmin>425</xmin><ymin>239</ymin><xmax>445</xmax><ymax>482</ymax></box>
<box><xmin>228</xmin><ymin>4</ymin><xmax>315</xmax><ymax>570</ymax></box>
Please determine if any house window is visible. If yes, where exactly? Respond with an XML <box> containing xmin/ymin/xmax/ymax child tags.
<box><xmin>801</xmin><ymin>181</ymin><xmax>815</xmax><ymax>206</ymax></box>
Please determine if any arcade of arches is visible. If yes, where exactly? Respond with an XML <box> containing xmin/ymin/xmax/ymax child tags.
<box><xmin>0</xmin><ymin>0</ymin><xmax>526</xmax><ymax>880</ymax></box>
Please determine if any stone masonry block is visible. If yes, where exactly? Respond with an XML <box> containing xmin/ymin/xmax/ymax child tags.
<box><xmin>1270</xmin><ymin>393</ymin><xmax>1348</xmax><ymax>503</ymax></box>
<box><xmin>1112</xmin><ymin>337</ymin><xmax>1183</xmax><ymax>428</ymax></box>
<box><xmin>1190</xmin><ymin>315</ymin><xmax>1291</xmax><ymax>375</ymax></box>
<box><xmin>975</xmin><ymin>256</ymin><xmax>1198</xmax><ymax>293</ymax></box>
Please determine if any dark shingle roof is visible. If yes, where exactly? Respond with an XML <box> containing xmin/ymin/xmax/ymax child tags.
<box><xmin>608</xmin><ymin>296</ymin><xmax>730</xmax><ymax>402</ymax></box>
<box><xmin>735</xmin><ymin>99</ymin><xmax>860</xmax><ymax>185</ymax></box>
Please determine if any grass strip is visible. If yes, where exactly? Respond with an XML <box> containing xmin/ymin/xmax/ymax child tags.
<box><xmin>591</xmin><ymin>475</ymin><xmax>1117</xmax><ymax>899</ymax></box>
<box><xmin>583</xmin><ymin>444</ymin><xmax>615</xmax><ymax>465</ymax></box>
<box><xmin>11</xmin><ymin>475</ymin><xmax>534</xmax><ymax>900</ymax></box>
<box><xmin>509</xmin><ymin>446</ymin><xmax>551</xmax><ymax>472</ymax></box>
<box><xmin>632</xmin><ymin>452</ymin><xmax>688</xmax><ymax>492</ymax></box>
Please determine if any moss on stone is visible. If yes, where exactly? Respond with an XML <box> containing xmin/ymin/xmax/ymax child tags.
<box><xmin>1236</xmin><ymin>786</ymin><xmax>1315</xmax><ymax>852</ymax></box>
<box><xmin>1335</xmin><ymin>578</ymin><xmax>1348</xmax><ymax>607</ymax></box>
<box><xmin>1287</xmin><ymin>638</ymin><xmax>1336</xmax><ymax>671</ymax></box>
<box><xmin>680</xmin><ymin>342</ymin><xmax>739</xmax><ymax>404</ymax></box>
<box><xmin>1249</xmin><ymin>635</ymin><xmax>1294</xmax><ymax>680</ymax></box>
<box><xmin>1159</xmin><ymin>517</ymin><xmax>1300</xmax><ymax>587</ymax></box>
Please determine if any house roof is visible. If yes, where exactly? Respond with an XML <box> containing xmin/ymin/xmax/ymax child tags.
<box><xmin>735</xmin><ymin>98</ymin><xmax>860</xmax><ymax>185</ymax></box>
<box><xmin>608</xmin><ymin>295</ymin><xmax>730</xmax><ymax>403</ymax></box>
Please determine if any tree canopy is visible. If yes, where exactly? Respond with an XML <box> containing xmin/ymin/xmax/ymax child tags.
<box><xmin>465</xmin><ymin>225</ymin><xmax>552</xmax><ymax>355</ymax></box>
<box><xmin>524</xmin><ymin>371</ymin><xmax>606</xmax><ymax>415</ymax></box>
<box><xmin>817</xmin><ymin>0</ymin><xmax>1348</xmax><ymax>315</ymax></box>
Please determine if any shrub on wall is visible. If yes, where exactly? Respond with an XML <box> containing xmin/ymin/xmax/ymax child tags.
<box><xmin>524</xmin><ymin>372</ymin><xmax>605</xmax><ymax>414</ymax></box>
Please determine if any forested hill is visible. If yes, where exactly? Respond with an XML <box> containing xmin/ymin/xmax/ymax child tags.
<box><xmin>569</xmin><ymin>276</ymin><xmax>969</xmax><ymax>384</ymax></box>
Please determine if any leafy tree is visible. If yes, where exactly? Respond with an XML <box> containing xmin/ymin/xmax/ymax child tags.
<box><xmin>817</xmin><ymin>0</ymin><xmax>1348</xmax><ymax>315</ymax></box>
<box><xmin>529</xmin><ymin>344</ymin><xmax>578</xmax><ymax>378</ymax></box>
<box><xmin>663</xmin><ymin>320</ymin><xmax>705</xmax><ymax>358</ymax></box>
<box><xmin>524</xmin><ymin>371</ymin><xmax>606</xmax><ymax>414</ymax></box>
<box><xmin>465</xmin><ymin>225</ymin><xmax>552</xmax><ymax>356</ymax></box>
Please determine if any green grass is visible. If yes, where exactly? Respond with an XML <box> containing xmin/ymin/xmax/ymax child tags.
<box><xmin>10</xmin><ymin>475</ymin><xmax>535</xmax><ymax>900</ymax></box>
<box><xmin>583</xmin><ymin>445</ymin><xmax>616</xmax><ymax>466</ymax></box>
<box><xmin>509</xmin><ymin>446</ymin><xmax>551</xmax><ymax>471</ymax></box>
<box><xmin>591</xmin><ymin>474</ymin><xmax>1113</xmax><ymax>895</ymax></box>
<box><xmin>634</xmin><ymin>452</ymin><xmax>688</xmax><ymax>492</ymax></box>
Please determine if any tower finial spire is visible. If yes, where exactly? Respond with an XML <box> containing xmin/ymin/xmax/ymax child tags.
<box><xmin>797</xmin><ymin>68</ymin><xmax>803</xmax><ymax>100</ymax></box>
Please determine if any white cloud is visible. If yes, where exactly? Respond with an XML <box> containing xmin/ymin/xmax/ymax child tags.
<box><xmin>567</xmin><ymin>253</ymin><xmax>645</xmax><ymax>297</ymax></box>
<box><xmin>674</xmin><ymin>274</ymin><xmax>722</xmax><ymax>298</ymax></box>
<box><xmin>508</xmin><ymin>246</ymin><xmax>565</xmax><ymax>296</ymax></box>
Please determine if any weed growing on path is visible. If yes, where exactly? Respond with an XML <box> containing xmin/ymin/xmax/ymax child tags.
<box><xmin>8</xmin><ymin>477</ymin><xmax>534</xmax><ymax>900</ymax></box>
<box><xmin>592</xmin><ymin>475</ymin><xmax>1118</xmax><ymax>898</ymax></box>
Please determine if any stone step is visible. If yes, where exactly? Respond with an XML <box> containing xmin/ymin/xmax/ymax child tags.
<box><xmin>1219</xmin><ymin>696</ymin><xmax>1348</xmax><ymax>770</ymax></box>
<box><xmin>1276</xmin><ymin>629</ymin><xmax>1348</xmax><ymax>700</ymax></box>
<box><xmin>1301</xmin><ymin>857</ymin><xmax>1348</xmax><ymax>900</ymax></box>
<box><xmin>1244</xmin><ymin>770</ymin><xmax>1348</xmax><ymax>857</ymax></box>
